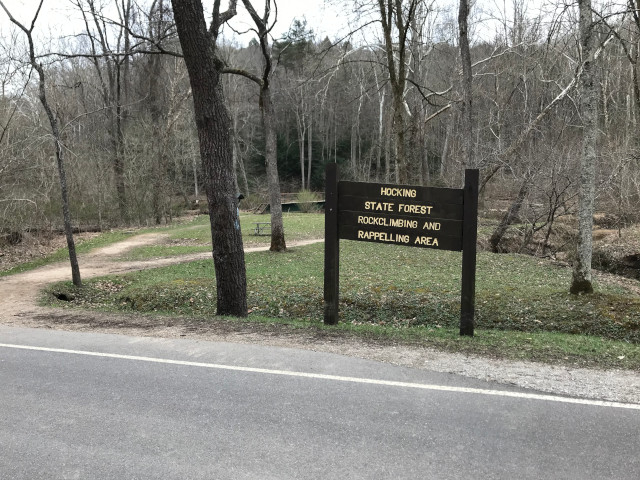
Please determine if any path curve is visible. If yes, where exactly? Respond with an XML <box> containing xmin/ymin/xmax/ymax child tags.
<box><xmin>0</xmin><ymin>234</ymin><xmax>322</xmax><ymax>321</ymax></box>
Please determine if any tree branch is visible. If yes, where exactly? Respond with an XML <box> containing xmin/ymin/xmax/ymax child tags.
<box><xmin>221</xmin><ymin>66</ymin><xmax>262</xmax><ymax>85</ymax></box>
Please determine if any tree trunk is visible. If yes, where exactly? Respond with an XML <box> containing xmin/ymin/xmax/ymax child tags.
<box><xmin>171</xmin><ymin>0</ymin><xmax>247</xmax><ymax>316</ymax></box>
<box><xmin>262</xmin><ymin>87</ymin><xmax>286</xmax><ymax>251</ymax></box>
<box><xmin>148</xmin><ymin>53</ymin><xmax>164</xmax><ymax>225</ymax></box>
<box><xmin>297</xmin><ymin>114</ymin><xmax>306</xmax><ymax>190</ymax></box>
<box><xmin>392</xmin><ymin>87</ymin><xmax>407</xmax><ymax>183</ymax></box>
<box><xmin>376</xmin><ymin>86</ymin><xmax>385</xmax><ymax>182</ymax></box>
<box><xmin>489</xmin><ymin>170</ymin><xmax>534</xmax><ymax>252</ymax></box>
<box><xmin>51</xmin><ymin>111</ymin><xmax>82</xmax><ymax>287</ymax></box>
<box><xmin>239</xmin><ymin>0</ymin><xmax>287</xmax><ymax>251</ymax></box>
<box><xmin>307</xmin><ymin>117</ymin><xmax>313</xmax><ymax>188</ymax></box>
<box><xmin>458</xmin><ymin>0</ymin><xmax>474</xmax><ymax>174</ymax></box>
<box><xmin>192</xmin><ymin>155</ymin><xmax>199</xmax><ymax>203</ymax></box>
<box><xmin>378</xmin><ymin>0</ymin><xmax>416</xmax><ymax>184</ymax></box>
<box><xmin>384</xmin><ymin>109</ymin><xmax>392</xmax><ymax>182</ymax></box>
<box><xmin>440</xmin><ymin>120</ymin><xmax>451</xmax><ymax>178</ymax></box>
<box><xmin>571</xmin><ymin>0</ymin><xmax>598</xmax><ymax>294</ymax></box>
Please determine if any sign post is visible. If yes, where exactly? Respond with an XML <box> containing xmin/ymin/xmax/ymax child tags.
<box><xmin>460</xmin><ymin>169</ymin><xmax>478</xmax><ymax>336</ymax></box>
<box><xmin>323</xmin><ymin>163</ymin><xmax>339</xmax><ymax>325</ymax></box>
<box><xmin>323</xmin><ymin>164</ymin><xmax>478</xmax><ymax>335</ymax></box>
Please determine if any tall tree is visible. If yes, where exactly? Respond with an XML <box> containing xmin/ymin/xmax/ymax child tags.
<box><xmin>146</xmin><ymin>0</ymin><xmax>174</xmax><ymax>224</ymax></box>
<box><xmin>571</xmin><ymin>0</ymin><xmax>599</xmax><ymax>294</ymax></box>
<box><xmin>458</xmin><ymin>0</ymin><xmax>474</xmax><ymax>173</ymax></box>
<box><xmin>170</xmin><ymin>0</ymin><xmax>247</xmax><ymax>316</ymax></box>
<box><xmin>274</xmin><ymin>19</ymin><xmax>315</xmax><ymax>190</ymax></box>
<box><xmin>0</xmin><ymin>0</ymin><xmax>81</xmax><ymax>286</ymax></box>
<box><xmin>377</xmin><ymin>0</ymin><xmax>419</xmax><ymax>183</ymax></box>
<box><xmin>237</xmin><ymin>0</ymin><xmax>287</xmax><ymax>252</ymax></box>
<box><xmin>73</xmin><ymin>0</ymin><xmax>132</xmax><ymax>222</ymax></box>
<box><xmin>599</xmin><ymin>0</ymin><xmax>640</xmax><ymax>144</ymax></box>
<box><xmin>486</xmin><ymin>5</ymin><xmax>612</xmax><ymax>252</ymax></box>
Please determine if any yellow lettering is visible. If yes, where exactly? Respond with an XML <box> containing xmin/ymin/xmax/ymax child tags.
<box><xmin>422</xmin><ymin>221</ymin><xmax>441</xmax><ymax>231</ymax></box>
<box><xmin>414</xmin><ymin>236</ymin><xmax>439</xmax><ymax>246</ymax></box>
<box><xmin>380</xmin><ymin>187</ymin><xmax>417</xmax><ymax>198</ymax></box>
<box><xmin>397</xmin><ymin>204</ymin><xmax>434</xmax><ymax>215</ymax></box>
<box><xmin>364</xmin><ymin>201</ymin><xmax>395</xmax><ymax>212</ymax></box>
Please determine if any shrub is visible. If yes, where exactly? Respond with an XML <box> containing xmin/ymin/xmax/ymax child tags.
<box><xmin>296</xmin><ymin>190</ymin><xmax>321</xmax><ymax>213</ymax></box>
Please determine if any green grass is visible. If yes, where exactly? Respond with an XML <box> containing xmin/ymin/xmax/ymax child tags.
<box><xmin>0</xmin><ymin>230</ymin><xmax>135</xmax><ymax>277</ymax></box>
<box><xmin>120</xmin><ymin>212</ymin><xmax>325</xmax><ymax>260</ymax></box>
<box><xmin>121</xmin><ymin>245</ymin><xmax>212</xmax><ymax>261</ymax></box>
<box><xmin>1</xmin><ymin>212</ymin><xmax>324</xmax><ymax>270</ymax></box>
<box><xmin>45</xmin><ymin>241</ymin><xmax>640</xmax><ymax>370</ymax></box>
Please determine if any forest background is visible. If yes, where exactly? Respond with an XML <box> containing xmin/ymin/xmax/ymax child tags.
<box><xmin>0</xmin><ymin>0</ymin><xmax>639</xmax><ymax>281</ymax></box>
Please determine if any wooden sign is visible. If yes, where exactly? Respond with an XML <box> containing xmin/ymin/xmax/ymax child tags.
<box><xmin>323</xmin><ymin>164</ymin><xmax>478</xmax><ymax>336</ymax></box>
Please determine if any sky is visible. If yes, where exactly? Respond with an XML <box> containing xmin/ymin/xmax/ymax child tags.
<box><xmin>0</xmin><ymin>0</ymin><xmax>351</xmax><ymax>44</ymax></box>
<box><xmin>225</xmin><ymin>0</ymin><xmax>351</xmax><ymax>41</ymax></box>
<box><xmin>0</xmin><ymin>0</ymin><xmax>559</xmax><ymax>50</ymax></box>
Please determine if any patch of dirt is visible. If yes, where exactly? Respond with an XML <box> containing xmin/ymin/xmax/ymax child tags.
<box><xmin>0</xmin><ymin>231</ymin><xmax>100</xmax><ymax>271</ymax></box>
<box><xmin>591</xmin><ymin>225</ymin><xmax>640</xmax><ymax>280</ymax></box>
<box><xmin>1</xmin><ymin>232</ymin><xmax>639</xmax><ymax>405</ymax></box>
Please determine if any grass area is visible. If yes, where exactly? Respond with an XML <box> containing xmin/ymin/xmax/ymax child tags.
<box><xmin>0</xmin><ymin>212</ymin><xmax>324</xmax><ymax>269</ymax></box>
<box><xmin>46</xmin><ymin>240</ymin><xmax>640</xmax><ymax>370</ymax></box>
<box><xmin>120</xmin><ymin>245</ymin><xmax>212</xmax><ymax>261</ymax></box>
<box><xmin>0</xmin><ymin>230</ymin><xmax>135</xmax><ymax>277</ymax></box>
<box><xmin>121</xmin><ymin>212</ymin><xmax>324</xmax><ymax>260</ymax></box>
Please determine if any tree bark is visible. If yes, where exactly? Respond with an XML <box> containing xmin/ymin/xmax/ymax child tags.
<box><xmin>263</xmin><ymin>89</ymin><xmax>286</xmax><ymax>251</ymax></box>
<box><xmin>241</xmin><ymin>0</ymin><xmax>286</xmax><ymax>251</ymax></box>
<box><xmin>296</xmin><ymin>101</ymin><xmax>306</xmax><ymax>190</ymax></box>
<box><xmin>458</xmin><ymin>0</ymin><xmax>474</xmax><ymax>174</ymax></box>
<box><xmin>171</xmin><ymin>0</ymin><xmax>247</xmax><ymax>316</ymax></box>
<box><xmin>148</xmin><ymin>52</ymin><xmax>165</xmax><ymax>225</ymax></box>
<box><xmin>571</xmin><ymin>0</ymin><xmax>598</xmax><ymax>294</ymax></box>
<box><xmin>307</xmin><ymin>118</ymin><xmax>313</xmax><ymax>187</ymax></box>
<box><xmin>378</xmin><ymin>0</ymin><xmax>417</xmax><ymax>184</ymax></box>
<box><xmin>148</xmin><ymin>0</ymin><xmax>168</xmax><ymax>225</ymax></box>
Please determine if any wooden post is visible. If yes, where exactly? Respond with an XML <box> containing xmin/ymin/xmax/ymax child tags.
<box><xmin>460</xmin><ymin>168</ymin><xmax>478</xmax><ymax>336</ymax></box>
<box><xmin>324</xmin><ymin>163</ymin><xmax>339</xmax><ymax>325</ymax></box>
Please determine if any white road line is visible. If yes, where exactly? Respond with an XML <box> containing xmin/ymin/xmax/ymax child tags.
<box><xmin>1</xmin><ymin>342</ymin><xmax>639</xmax><ymax>410</ymax></box>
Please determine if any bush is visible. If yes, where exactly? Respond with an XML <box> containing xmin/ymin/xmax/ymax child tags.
<box><xmin>296</xmin><ymin>190</ymin><xmax>321</xmax><ymax>213</ymax></box>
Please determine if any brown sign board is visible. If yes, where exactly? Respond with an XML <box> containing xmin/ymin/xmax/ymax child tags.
<box><xmin>324</xmin><ymin>165</ymin><xmax>479</xmax><ymax>336</ymax></box>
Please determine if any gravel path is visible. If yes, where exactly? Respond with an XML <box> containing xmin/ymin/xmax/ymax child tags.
<box><xmin>1</xmin><ymin>233</ymin><xmax>638</xmax><ymax>405</ymax></box>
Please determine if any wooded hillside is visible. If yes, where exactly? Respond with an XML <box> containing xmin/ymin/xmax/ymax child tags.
<box><xmin>1</xmin><ymin>0</ymin><xmax>638</xmax><ymax>248</ymax></box>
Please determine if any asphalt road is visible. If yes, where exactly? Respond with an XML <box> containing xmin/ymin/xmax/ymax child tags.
<box><xmin>1</xmin><ymin>326</ymin><xmax>639</xmax><ymax>479</ymax></box>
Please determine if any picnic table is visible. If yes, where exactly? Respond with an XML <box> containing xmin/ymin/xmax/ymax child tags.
<box><xmin>253</xmin><ymin>222</ymin><xmax>271</xmax><ymax>236</ymax></box>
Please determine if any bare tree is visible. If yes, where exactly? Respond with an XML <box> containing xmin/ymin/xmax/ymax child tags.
<box><xmin>487</xmin><ymin>4</ymin><xmax>614</xmax><ymax>252</ymax></box>
<box><xmin>571</xmin><ymin>0</ymin><xmax>599</xmax><ymax>294</ymax></box>
<box><xmin>73</xmin><ymin>0</ymin><xmax>133</xmax><ymax>222</ymax></box>
<box><xmin>458</xmin><ymin>0</ymin><xmax>473</xmax><ymax>174</ymax></box>
<box><xmin>0</xmin><ymin>0</ymin><xmax>81</xmax><ymax>286</ymax></box>
<box><xmin>170</xmin><ymin>0</ymin><xmax>247</xmax><ymax>316</ymax></box>
<box><xmin>237</xmin><ymin>0</ymin><xmax>287</xmax><ymax>252</ymax></box>
<box><xmin>598</xmin><ymin>0</ymin><xmax>640</xmax><ymax>145</ymax></box>
<box><xmin>377</xmin><ymin>0</ymin><xmax>419</xmax><ymax>183</ymax></box>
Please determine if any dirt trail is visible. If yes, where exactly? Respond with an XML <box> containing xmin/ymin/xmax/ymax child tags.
<box><xmin>0</xmin><ymin>233</ymin><xmax>320</xmax><ymax>321</ymax></box>
<box><xmin>1</xmin><ymin>233</ymin><xmax>639</xmax><ymax>405</ymax></box>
